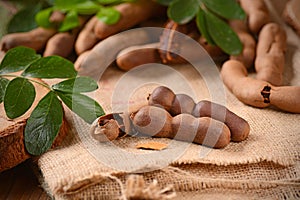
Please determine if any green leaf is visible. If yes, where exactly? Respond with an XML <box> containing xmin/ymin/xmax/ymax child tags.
<box><xmin>96</xmin><ymin>7</ymin><xmax>120</xmax><ymax>25</ymax></box>
<box><xmin>196</xmin><ymin>8</ymin><xmax>215</xmax><ymax>45</ymax></box>
<box><xmin>95</xmin><ymin>0</ymin><xmax>135</xmax><ymax>4</ymax></box>
<box><xmin>35</xmin><ymin>7</ymin><xmax>54</xmax><ymax>28</ymax></box>
<box><xmin>22</xmin><ymin>56</ymin><xmax>77</xmax><ymax>78</ymax></box>
<box><xmin>73</xmin><ymin>1</ymin><xmax>101</xmax><ymax>15</ymax></box>
<box><xmin>57</xmin><ymin>91</ymin><xmax>104</xmax><ymax>124</ymax></box>
<box><xmin>54</xmin><ymin>0</ymin><xmax>87</xmax><ymax>10</ymax></box>
<box><xmin>204</xmin><ymin>10</ymin><xmax>242</xmax><ymax>55</ymax></box>
<box><xmin>168</xmin><ymin>0</ymin><xmax>200</xmax><ymax>24</ymax></box>
<box><xmin>4</xmin><ymin>77</ymin><xmax>36</xmax><ymax>119</ymax></box>
<box><xmin>59</xmin><ymin>10</ymin><xmax>80</xmax><ymax>32</ymax></box>
<box><xmin>202</xmin><ymin>0</ymin><xmax>246</xmax><ymax>20</ymax></box>
<box><xmin>52</xmin><ymin>76</ymin><xmax>98</xmax><ymax>93</ymax></box>
<box><xmin>0</xmin><ymin>47</ymin><xmax>41</xmax><ymax>74</ymax></box>
<box><xmin>7</xmin><ymin>4</ymin><xmax>41</xmax><ymax>33</ymax></box>
<box><xmin>156</xmin><ymin>0</ymin><xmax>175</xmax><ymax>6</ymax></box>
<box><xmin>24</xmin><ymin>91</ymin><xmax>63</xmax><ymax>155</ymax></box>
<box><xmin>0</xmin><ymin>78</ymin><xmax>9</xmax><ymax>103</ymax></box>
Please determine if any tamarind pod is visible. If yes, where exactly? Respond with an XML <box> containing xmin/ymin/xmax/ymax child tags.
<box><xmin>74</xmin><ymin>50</ymin><xmax>91</xmax><ymax>71</ymax></box>
<box><xmin>221</xmin><ymin>60</ymin><xmax>271</xmax><ymax>108</ymax></box>
<box><xmin>130</xmin><ymin>106</ymin><xmax>173</xmax><ymax>138</ymax></box>
<box><xmin>192</xmin><ymin>100</ymin><xmax>250</xmax><ymax>142</ymax></box>
<box><xmin>77</xmin><ymin>28</ymin><xmax>153</xmax><ymax>78</ymax></box>
<box><xmin>229</xmin><ymin>20</ymin><xmax>256</xmax><ymax>68</ymax></box>
<box><xmin>43</xmin><ymin>32</ymin><xmax>76</xmax><ymax>57</ymax></box>
<box><xmin>75</xmin><ymin>16</ymin><xmax>100</xmax><ymax>55</ymax></box>
<box><xmin>94</xmin><ymin>0</ymin><xmax>165</xmax><ymax>39</ymax></box>
<box><xmin>116</xmin><ymin>43</ymin><xmax>161</xmax><ymax>71</ymax></box>
<box><xmin>0</xmin><ymin>27</ymin><xmax>57</xmax><ymax>52</ymax></box>
<box><xmin>239</xmin><ymin>0</ymin><xmax>270</xmax><ymax>34</ymax></box>
<box><xmin>131</xmin><ymin>106</ymin><xmax>230</xmax><ymax>148</ymax></box>
<box><xmin>148</xmin><ymin>86</ymin><xmax>176</xmax><ymax>113</ymax></box>
<box><xmin>49</xmin><ymin>10</ymin><xmax>65</xmax><ymax>24</ymax></box>
<box><xmin>44</xmin><ymin>17</ymin><xmax>89</xmax><ymax>57</ymax></box>
<box><xmin>255</xmin><ymin>23</ymin><xmax>286</xmax><ymax>86</ymax></box>
<box><xmin>270</xmin><ymin>86</ymin><xmax>300</xmax><ymax>113</ymax></box>
<box><xmin>172</xmin><ymin>114</ymin><xmax>231</xmax><ymax>148</ymax></box>
<box><xmin>170</xmin><ymin>94</ymin><xmax>196</xmax><ymax>116</ymax></box>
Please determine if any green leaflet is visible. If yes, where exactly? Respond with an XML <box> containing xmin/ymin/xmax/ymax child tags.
<box><xmin>7</xmin><ymin>4</ymin><xmax>41</xmax><ymax>33</ymax></box>
<box><xmin>95</xmin><ymin>0</ymin><xmax>135</xmax><ymax>5</ymax></box>
<box><xmin>59</xmin><ymin>10</ymin><xmax>80</xmax><ymax>32</ymax></box>
<box><xmin>196</xmin><ymin>8</ymin><xmax>215</xmax><ymax>45</ymax></box>
<box><xmin>0</xmin><ymin>46</ymin><xmax>41</xmax><ymax>74</ymax></box>
<box><xmin>168</xmin><ymin>0</ymin><xmax>201</xmax><ymax>24</ymax></box>
<box><xmin>96</xmin><ymin>7</ymin><xmax>120</xmax><ymax>25</ymax></box>
<box><xmin>0</xmin><ymin>77</ymin><xmax>9</xmax><ymax>103</ymax></box>
<box><xmin>52</xmin><ymin>76</ymin><xmax>98</xmax><ymax>93</ymax></box>
<box><xmin>156</xmin><ymin>0</ymin><xmax>175</xmax><ymax>6</ymax></box>
<box><xmin>4</xmin><ymin>77</ymin><xmax>36</xmax><ymax>119</ymax></box>
<box><xmin>24</xmin><ymin>91</ymin><xmax>63</xmax><ymax>155</ymax></box>
<box><xmin>57</xmin><ymin>91</ymin><xmax>105</xmax><ymax>124</ymax></box>
<box><xmin>202</xmin><ymin>0</ymin><xmax>246</xmax><ymax>20</ymax></box>
<box><xmin>35</xmin><ymin>7</ymin><xmax>54</xmax><ymax>28</ymax></box>
<box><xmin>22</xmin><ymin>55</ymin><xmax>77</xmax><ymax>79</ymax></box>
<box><xmin>204</xmin><ymin>9</ymin><xmax>242</xmax><ymax>55</ymax></box>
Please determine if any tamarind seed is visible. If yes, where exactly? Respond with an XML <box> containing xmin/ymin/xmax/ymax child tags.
<box><xmin>170</xmin><ymin>94</ymin><xmax>196</xmax><ymax>116</ymax></box>
<box><xmin>192</xmin><ymin>100</ymin><xmax>250</xmax><ymax>142</ymax></box>
<box><xmin>130</xmin><ymin>105</ymin><xmax>173</xmax><ymax>138</ymax></box>
<box><xmin>148</xmin><ymin>86</ymin><xmax>176</xmax><ymax>112</ymax></box>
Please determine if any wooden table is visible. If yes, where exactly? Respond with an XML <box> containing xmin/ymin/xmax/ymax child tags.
<box><xmin>0</xmin><ymin>160</ymin><xmax>49</xmax><ymax>200</ymax></box>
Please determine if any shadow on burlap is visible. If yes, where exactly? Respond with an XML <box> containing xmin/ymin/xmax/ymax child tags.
<box><xmin>37</xmin><ymin>0</ymin><xmax>300</xmax><ymax>199</ymax></box>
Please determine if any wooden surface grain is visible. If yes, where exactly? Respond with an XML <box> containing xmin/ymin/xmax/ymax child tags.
<box><xmin>0</xmin><ymin>160</ymin><xmax>49</xmax><ymax>200</ymax></box>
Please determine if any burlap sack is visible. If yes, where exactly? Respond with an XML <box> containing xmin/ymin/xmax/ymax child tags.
<box><xmin>37</xmin><ymin>0</ymin><xmax>300</xmax><ymax>199</ymax></box>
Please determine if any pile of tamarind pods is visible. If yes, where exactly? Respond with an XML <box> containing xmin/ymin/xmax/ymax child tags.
<box><xmin>91</xmin><ymin>86</ymin><xmax>250</xmax><ymax>149</ymax></box>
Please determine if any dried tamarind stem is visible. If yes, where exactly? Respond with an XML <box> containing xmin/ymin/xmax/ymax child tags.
<box><xmin>255</xmin><ymin>23</ymin><xmax>287</xmax><ymax>86</ymax></box>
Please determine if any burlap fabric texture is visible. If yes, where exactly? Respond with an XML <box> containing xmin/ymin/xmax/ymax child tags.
<box><xmin>37</xmin><ymin>1</ymin><xmax>300</xmax><ymax>199</ymax></box>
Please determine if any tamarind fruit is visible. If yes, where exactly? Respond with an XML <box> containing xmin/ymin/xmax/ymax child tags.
<box><xmin>192</xmin><ymin>100</ymin><xmax>250</xmax><ymax>142</ymax></box>
<box><xmin>94</xmin><ymin>0</ymin><xmax>165</xmax><ymax>40</ymax></box>
<box><xmin>77</xmin><ymin>28</ymin><xmax>153</xmax><ymax>78</ymax></box>
<box><xmin>43</xmin><ymin>32</ymin><xmax>77</xmax><ymax>57</ymax></box>
<box><xmin>148</xmin><ymin>86</ymin><xmax>250</xmax><ymax>142</ymax></box>
<box><xmin>75</xmin><ymin>16</ymin><xmax>100</xmax><ymax>55</ymax></box>
<box><xmin>130</xmin><ymin>105</ymin><xmax>231</xmax><ymax>148</ymax></box>
<box><xmin>0</xmin><ymin>27</ymin><xmax>57</xmax><ymax>52</ymax></box>
<box><xmin>221</xmin><ymin>60</ymin><xmax>300</xmax><ymax>113</ymax></box>
<box><xmin>239</xmin><ymin>0</ymin><xmax>270</xmax><ymax>34</ymax></box>
<box><xmin>229</xmin><ymin>20</ymin><xmax>256</xmax><ymax>68</ymax></box>
<box><xmin>44</xmin><ymin>16</ymin><xmax>88</xmax><ymax>57</ymax></box>
<box><xmin>116</xmin><ymin>43</ymin><xmax>161</xmax><ymax>71</ymax></box>
<box><xmin>255</xmin><ymin>23</ymin><xmax>286</xmax><ymax>86</ymax></box>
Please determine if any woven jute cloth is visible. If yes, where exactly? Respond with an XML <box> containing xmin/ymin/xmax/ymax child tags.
<box><xmin>38</xmin><ymin>1</ymin><xmax>300</xmax><ymax>199</ymax></box>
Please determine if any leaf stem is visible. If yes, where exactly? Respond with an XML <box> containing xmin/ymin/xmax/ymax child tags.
<box><xmin>0</xmin><ymin>74</ymin><xmax>52</xmax><ymax>91</ymax></box>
